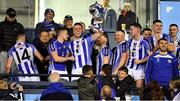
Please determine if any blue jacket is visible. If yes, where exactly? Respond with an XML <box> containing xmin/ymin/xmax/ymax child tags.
<box><xmin>41</xmin><ymin>82</ymin><xmax>71</xmax><ymax>96</ymax></box>
<box><xmin>145</xmin><ymin>52</ymin><xmax>179</xmax><ymax>86</ymax></box>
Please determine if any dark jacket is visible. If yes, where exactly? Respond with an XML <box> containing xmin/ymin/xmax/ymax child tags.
<box><xmin>40</xmin><ymin>82</ymin><xmax>73</xmax><ymax>100</ymax></box>
<box><xmin>77</xmin><ymin>76</ymin><xmax>99</xmax><ymax>100</ymax></box>
<box><xmin>117</xmin><ymin>10</ymin><xmax>137</xmax><ymax>31</ymax></box>
<box><xmin>115</xmin><ymin>75</ymin><xmax>136</xmax><ymax>100</ymax></box>
<box><xmin>0</xmin><ymin>89</ymin><xmax>23</xmax><ymax>100</ymax></box>
<box><xmin>33</xmin><ymin>39</ymin><xmax>49</xmax><ymax>81</ymax></box>
<box><xmin>0</xmin><ymin>18</ymin><xmax>24</xmax><ymax>52</ymax></box>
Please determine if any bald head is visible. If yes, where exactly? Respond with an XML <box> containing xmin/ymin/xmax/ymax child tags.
<box><xmin>49</xmin><ymin>72</ymin><xmax>61</xmax><ymax>83</ymax></box>
<box><xmin>115</xmin><ymin>31</ymin><xmax>125</xmax><ymax>43</ymax></box>
<box><xmin>101</xmin><ymin>85</ymin><xmax>112</xmax><ymax>98</ymax></box>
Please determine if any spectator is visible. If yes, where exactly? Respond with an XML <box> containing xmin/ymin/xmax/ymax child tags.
<box><xmin>145</xmin><ymin>38</ymin><xmax>179</xmax><ymax>100</ymax></box>
<box><xmin>117</xmin><ymin>3</ymin><xmax>137</xmax><ymax>32</ymax></box>
<box><xmin>141</xmin><ymin>81</ymin><xmax>164</xmax><ymax>100</ymax></box>
<box><xmin>0</xmin><ymin>8</ymin><xmax>24</xmax><ymax>74</ymax></box>
<box><xmin>112</xmin><ymin>30</ymin><xmax>127</xmax><ymax>75</ymax></box>
<box><xmin>77</xmin><ymin>65</ymin><xmax>99</xmax><ymax>100</ymax></box>
<box><xmin>33</xmin><ymin>30</ymin><xmax>50</xmax><ymax>81</ymax></box>
<box><xmin>63</xmin><ymin>15</ymin><xmax>73</xmax><ymax>41</ymax></box>
<box><xmin>115</xmin><ymin>66</ymin><xmax>136</xmax><ymax>100</ymax></box>
<box><xmin>69</xmin><ymin>22</ymin><xmax>102</xmax><ymax>81</ymax></box>
<box><xmin>126</xmin><ymin>23</ymin><xmax>152</xmax><ymax>89</ymax></box>
<box><xmin>98</xmin><ymin>64</ymin><xmax>115</xmax><ymax>98</ymax></box>
<box><xmin>101</xmin><ymin>85</ymin><xmax>115</xmax><ymax>101</ymax></box>
<box><xmin>34</xmin><ymin>8</ymin><xmax>61</xmax><ymax>43</ymax></box>
<box><xmin>49</xmin><ymin>27</ymin><xmax>74</xmax><ymax>81</ymax></box>
<box><xmin>101</xmin><ymin>0</ymin><xmax>117</xmax><ymax>32</ymax></box>
<box><xmin>0</xmin><ymin>80</ymin><xmax>24</xmax><ymax>100</ymax></box>
<box><xmin>40</xmin><ymin>72</ymin><xmax>73</xmax><ymax>100</ymax></box>
<box><xmin>5</xmin><ymin>31</ymin><xmax>44</xmax><ymax>81</ymax></box>
<box><xmin>170</xmin><ymin>77</ymin><xmax>180</xmax><ymax>101</ymax></box>
<box><xmin>96</xmin><ymin>33</ymin><xmax>112</xmax><ymax>75</ymax></box>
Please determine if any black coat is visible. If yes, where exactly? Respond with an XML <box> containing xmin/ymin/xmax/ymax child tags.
<box><xmin>0</xmin><ymin>18</ymin><xmax>24</xmax><ymax>52</ymax></box>
<box><xmin>115</xmin><ymin>75</ymin><xmax>136</xmax><ymax>100</ymax></box>
<box><xmin>0</xmin><ymin>89</ymin><xmax>23</xmax><ymax>100</ymax></box>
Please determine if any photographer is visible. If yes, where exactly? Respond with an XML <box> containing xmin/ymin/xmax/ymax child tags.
<box><xmin>0</xmin><ymin>80</ymin><xmax>24</xmax><ymax>101</ymax></box>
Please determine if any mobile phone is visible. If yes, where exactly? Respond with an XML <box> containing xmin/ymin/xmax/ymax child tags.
<box><xmin>14</xmin><ymin>83</ymin><xmax>20</xmax><ymax>88</ymax></box>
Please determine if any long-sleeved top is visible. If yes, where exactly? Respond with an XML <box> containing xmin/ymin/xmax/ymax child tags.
<box><xmin>145</xmin><ymin>52</ymin><xmax>179</xmax><ymax>86</ymax></box>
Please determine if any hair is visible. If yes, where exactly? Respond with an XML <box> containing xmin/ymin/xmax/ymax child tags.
<box><xmin>130</xmin><ymin>23</ymin><xmax>142</xmax><ymax>30</ymax></box>
<box><xmin>169</xmin><ymin>24</ymin><xmax>178</xmax><ymax>28</ymax></box>
<box><xmin>101</xmin><ymin>64</ymin><xmax>112</xmax><ymax>76</ymax></box>
<box><xmin>170</xmin><ymin>77</ymin><xmax>180</xmax><ymax>90</ymax></box>
<box><xmin>74</xmin><ymin>22</ymin><xmax>83</xmax><ymax>28</ymax></box>
<box><xmin>98</xmin><ymin>32</ymin><xmax>110</xmax><ymax>46</ymax></box>
<box><xmin>16</xmin><ymin>30</ymin><xmax>25</xmax><ymax>40</ymax></box>
<box><xmin>158</xmin><ymin>38</ymin><xmax>168</xmax><ymax>45</ymax></box>
<box><xmin>101</xmin><ymin>85</ymin><xmax>112</xmax><ymax>99</ymax></box>
<box><xmin>141</xmin><ymin>81</ymin><xmax>164</xmax><ymax>100</ymax></box>
<box><xmin>48</xmin><ymin>72</ymin><xmax>60</xmax><ymax>83</ymax></box>
<box><xmin>82</xmin><ymin>65</ymin><xmax>93</xmax><ymax>75</ymax></box>
<box><xmin>118</xmin><ymin>66</ymin><xmax>128</xmax><ymax>74</ymax></box>
<box><xmin>142</xmin><ymin>28</ymin><xmax>152</xmax><ymax>33</ymax></box>
<box><xmin>153</xmin><ymin>20</ymin><xmax>163</xmax><ymax>25</ymax></box>
<box><xmin>55</xmin><ymin>27</ymin><xmax>67</xmax><ymax>36</ymax></box>
<box><xmin>0</xmin><ymin>80</ymin><xmax>8</xmax><ymax>89</ymax></box>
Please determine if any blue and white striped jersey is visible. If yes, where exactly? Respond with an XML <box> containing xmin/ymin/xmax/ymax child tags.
<box><xmin>49</xmin><ymin>40</ymin><xmax>71</xmax><ymax>72</ymax></box>
<box><xmin>113</xmin><ymin>41</ymin><xmax>127</xmax><ymax>71</ymax></box>
<box><xmin>8</xmin><ymin>42</ymin><xmax>38</xmax><ymax>74</ymax></box>
<box><xmin>96</xmin><ymin>45</ymin><xmax>112</xmax><ymax>75</ymax></box>
<box><xmin>126</xmin><ymin>36</ymin><xmax>151</xmax><ymax>70</ymax></box>
<box><xmin>151</xmin><ymin>33</ymin><xmax>173</xmax><ymax>48</ymax></box>
<box><xmin>69</xmin><ymin>36</ymin><xmax>94</xmax><ymax>69</ymax></box>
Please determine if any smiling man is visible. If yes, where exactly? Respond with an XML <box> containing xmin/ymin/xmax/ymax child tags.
<box><xmin>145</xmin><ymin>38</ymin><xmax>179</xmax><ymax>100</ymax></box>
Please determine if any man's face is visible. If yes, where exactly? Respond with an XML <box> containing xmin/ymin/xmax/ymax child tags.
<box><xmin>40</xmin><ymin>32</ymin><xmax>50</xmax><ymax>43</ymax></box>
<box><xmin>153</xmin><ymin>22</ymin><xmax>163</xmax><ymax>34</ymax></box>
<box><xmin>118</xmin><ymin>70</ymin><xmax>127</xmax><ymax>80</ymax></box>
<box><xmin>65</xmin><ymin>20</ymin><xmax>73</xmax><ymax>28</ymax></box>
<box><xmin>61</xmin><ymin>30</ymin><xmax>69</xmax><ymax>41</ymax></box>
<box><xmin>159</xmin><ymin>40</ymin><xmax>168</xmax><ymax>52</ymax></box>
<box><xmin>130</xmin><ymin>26</ymin><xmax>139</xmax><ymax>37</ymax></box>
<box><xmin>102</xmin><ymin>0</ymin><xmax>110</xmax><ymax>6</ymax></box>
<box><xmin>7</xmin><ymin>15</ymin><xmax>16</xmax><ymax>22</ymax></box>
<box><xmin>97</xmin><ymin>35</ymin><xmax>107</xmax><ymax>45</ymax></box>
<box><xmin>169</xmin><ymin>26</ymin><xmax>178</xmax><ymax>37</ymax></box>
<box><xmin>45</xmin><ymin>11</ymin><xmax>54</xmax><ymax>22</ymax></box>
<box><xmin>115</xmin><ymin>31</ymin><xmax>124</xmax><ymax>43</ymax></box>
<box><xmin>73</xmin><ymin>25</ymin><xmax>83</xmax><ymax>38</ymax></box>
<box><xmin>143</xmin><ymin>30</ymin><xmax>152</xmax><ymax>39</ymax></box>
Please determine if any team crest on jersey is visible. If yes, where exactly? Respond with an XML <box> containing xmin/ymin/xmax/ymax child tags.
<box><xmin>168</xmin><ymin>59</ymin><xmax>172</xmax><ymax>63</ymax></box>
<box><xmin>156</xmin><ymin>58</ymin><xmax>159</xmax><ymax>62</ymax></box>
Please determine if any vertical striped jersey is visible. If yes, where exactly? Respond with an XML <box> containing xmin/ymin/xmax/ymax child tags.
<box><xmin>96</xmin><ymin>45</ymin><xmax>112</xmax><ymax>75</ymax></box>
<box><xmin>8</xmin><ymin>42</ymin><xmax>38</xmax><ymax>74</ymax></box>
<box><xmin>49</xmin><ymin>40</ymin><xmax>70</xmax><ymax>71</ymax></box>
<box><xmin>69</xmin><ymin>36</ymin><xmax>94</xmax><ymax>69</ymax></box>
<box><xmin>126</xmin><ymin>36</ymin><xmax>151</xmax><ymax>70</ymax></box>
<box><xmin>112</xmin><ymin>41</ymin><xmax>127</xmax><ymax>71</ymax></box>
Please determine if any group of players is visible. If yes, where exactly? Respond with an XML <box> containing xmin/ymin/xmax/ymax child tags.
<box><xmin>6</xmin><ymin>17</ymin><xmax>178</xmax><ymax>88</ymax></box>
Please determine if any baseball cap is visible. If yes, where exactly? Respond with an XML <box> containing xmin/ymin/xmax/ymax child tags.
<box><xmin>6</xmin><ymin>8</ymin><xmax>16</xmax><ymax>18</ymax></box>
<box><xmin>64</xmin><ymin>15</ymin><xmax>73</xmax><ymax>20</ymax></box>
<box><xmin>44</xmin><ymin>8</ymin><xmax>55</xmax><ymax>16</ymax></box>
